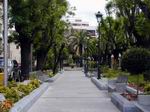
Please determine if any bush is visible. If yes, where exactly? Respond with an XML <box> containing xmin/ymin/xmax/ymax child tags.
<box><xmin>144</xmin><ymin>84</ymin><xmax>150</xmax><ymax>94</ymax></box>
<box><xmin>101</xmin><ymin>65</ymin><xmax>109</xmax><ymax>73</ymax></box>
<box><xmin>30</xmin><ymin>79</ymin><xmax>40</xmax><ymax>88</ymax></box>
<box><xmin>47</xmin><ymin>71</ymin><xmax>55</xmax><ymax>78</ymax></box>
<box><xmin>0</xmin><ymin>87</ymin><xmax>20</xmax><ymax>103</ymax></box>
<box><xmin>143</xmin><ymin>70</ymin><xmax>150</xmax><ymax>81</ymax></box>
<box><xmin>0</xmin><ymin>100</ymin><xmax>13</xmax><ymax>112</ymax></box>
<box><xmin>88</xmin><ymin>61</ymin><xmax>97</xmax><ymax>69</ymax></box>
<box><xmin>121</xmin><ymin>48</ymin><xmax>150</xmax><ymax>74</ymax></box>
<box><xmin>103</xmin><ymin>68</ymin><xmax>120</xmax><ymax>79</ymax></box>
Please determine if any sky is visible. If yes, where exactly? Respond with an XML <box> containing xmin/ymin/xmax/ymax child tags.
<box><xmin>67</xmin><ymin>0</ymin><xmax>108</xmax><ymax>26</ymax></box>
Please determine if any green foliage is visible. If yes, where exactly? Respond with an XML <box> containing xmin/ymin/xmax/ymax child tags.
<box><xmin>17</xmin><ymin>84</ymin><xmax>33</xmax><ymax>96</ymax></box>
<box><xmin>30</xmin><ymin>79</ymin><xmax>40</xmax><ymax>88</ymax></box>
<box><xmin>17</xmin><ymin>79</ymin><xmax>40</xmax><ymax>96</ymax></box>
<box><xmin>8</xmin><ymin>81</ymin><xmax>17</xmax><ymax>88</ymax></box>
<box><xmin>0</xmin><ymin>87</ymin><xmax>20</xmax><ymax>103</ymax></box>
<box><xmin>68</xmin><ymin>56</ymin><xmax>74</xmax><ymax>64</ymax></box>
<box><xmin>101</xmin><ymin>65</ymin><xmax>110</xmax><ymax>73</ymax></box>
<box><xmin>102</xmin><ymin>68</ymin><xmax>121</xmax><ymax>79</ymax></box>
<box><xmin>128</xmin><ymin>74</ymin><xmax>144</xmax><ymax>84</ymax></box>
<box><xmin>88</xmin><ymin>61</ymin><xmax>97</xmax><ymax>69</ymax></box>
<box><xmin>121</xmin><ymin>48</ymin><xmax>150</xmax><ymax>74</ymax></box>
<box><xmin>48</xmin><ymin>72</ymin><xmax>55</xmax><ymax>78</ymax></box>
<box><xmin>143</xmin><ymin>70</ymin><xmax>150</xmax><ymax>81</ymax></box>
<box><xmin>0</xmin><ymin>79</ymin><xmax>40</xmax><ymax>107</ymax></box>
<box><xmin>144</xmin><ymin>84</ymin><xmax>150</xmax><ymax>94</ymax></box>
<box><xmin>29</xmin><ymin>73</ymin><xmax>38</xmax><ymax>80</ymax></box>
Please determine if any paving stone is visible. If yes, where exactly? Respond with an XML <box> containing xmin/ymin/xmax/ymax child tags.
<box><xmin>27</xmin><ymin>71</ymin><xmax>120</xmax><ymax>112</ymax></box>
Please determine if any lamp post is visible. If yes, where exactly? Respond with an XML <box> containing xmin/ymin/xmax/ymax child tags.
<box><xmin>95</xmin><ymin>11</ymin><xmax>103</xmax><ymax>79</ymax></box>
<box><xmin>118</xmin><ymin>53</ymin><xmax>121</xmax><ymax>69</ymax></box>
<box><xmin>86</xmin><ymin>37</ymin><xmax>90</xmax><ymax>74</ymax></box>
<box><xmin>84</xmin><ymin>36</ymin><xmax>89</xmax><ymax>75</ymax></box>
<box><xmin>3</xmin><ymin>0</ymin><xmax>8</xmax><ymax>86</ymax></box>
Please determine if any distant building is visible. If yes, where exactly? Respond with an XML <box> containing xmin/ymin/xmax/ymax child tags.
<box><xmin>68</xmin><ymin>18</ymin><xmax>97</xmax><ymax>37</ymax></box>
<box><xmin>0</xmin><ymin>2</ymin><xmax>21</xmax><ymax>63</ymax></box>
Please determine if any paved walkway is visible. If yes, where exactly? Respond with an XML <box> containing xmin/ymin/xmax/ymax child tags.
<box><xmin>28</xmin><ymin>71</ymin><xmax>120</xmax><ymax>112</ymax></box>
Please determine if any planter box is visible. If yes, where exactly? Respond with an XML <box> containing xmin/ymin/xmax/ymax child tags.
<box><xmin>111</xmin><ymin>93</ymin><xmax>139</xmax><ymax>112</ymax></box>
<box><xmin>10</xmin><ymin>83</ymin><xmax>50</xmax><ymax>112</ymax></box>
<box><xmin>138</xmin><ymin>95</ymin><xmax>150</xmax><ymax>106</ymax></box>
<box><xmin>126</xmin><ymin>86</ymin><xmax>143</xmax><ymax>94</ymax></box>
<box><xmin>30</xmin><ymin>71</ymin><xmax>62</xmax><ymax>83</ymax></box>
<box><xmin>91</xmin><ymin>77</ymin><xmax>108</xmax><ymax>90</ymax></box>
<box><xmin>135</xmin><ymin>102</ymin><xmax>150</xmax><ymax>112</ymax></box>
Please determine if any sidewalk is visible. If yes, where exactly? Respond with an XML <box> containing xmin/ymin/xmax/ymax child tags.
<box><xmin>27</xmin><ymin>71</ymin><xmax>120</xmax><ymax>112</ymax></box>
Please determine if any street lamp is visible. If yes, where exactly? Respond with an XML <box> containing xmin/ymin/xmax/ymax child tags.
<box><xmin>86</xmin><ymin>37</ymin><xmax>90</xmax><ymax>75</ymax></box>
<box><xmin>95</xmin><ymin>11</ymin><xmax>103</xmax><ymax>79</ymax></box>
<box><xmin>84</xmin><ymin>36</ymin><xmax>89</xmax><ymax>75</ymax></box>
<box><xmin>3</xmin><ymin>0</ymin><xmax>8</xmax><ymax>86</ymax></box>
<box><xmin>118</xmin><ymin>53</ymin><xmax>121</xmax><ymax>69</ymax></box>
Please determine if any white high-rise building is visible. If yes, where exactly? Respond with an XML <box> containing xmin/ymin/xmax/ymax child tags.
<box><xmin>68</xmin><ymin>18</ymin><xmax>97</xmax><ymax>37</ymax></box>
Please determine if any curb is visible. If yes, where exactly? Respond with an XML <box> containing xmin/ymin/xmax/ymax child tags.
<box><xmin>10</xmin><ymin>83</ymin><xmax>50</xmax><ymax>112</ymax></box>
<box><xmin>111</xmin><ymin>93</ymin><xmax>138</xmax><ymax>112</ymax></box>
<box><xmin>45</xmin><ymin>72</ymin><xmax>62</xmax><ymax>82</ymax></box>
<box><xmin>91</xmin><ymin>77</ymin><xmax>108</xmax><ymax>90</ymax></box>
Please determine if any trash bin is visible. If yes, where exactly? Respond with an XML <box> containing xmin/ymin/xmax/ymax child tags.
<box><xmin>0</xmin><ymin>73</ymin><xmax>4</xmax><ymax>86</ymax></box>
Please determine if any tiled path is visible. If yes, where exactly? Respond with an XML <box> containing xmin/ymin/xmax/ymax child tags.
<box><xmin>28</xmin><ymin>71</ymin><xmax>120</xmax><ymax>112</ymax></box>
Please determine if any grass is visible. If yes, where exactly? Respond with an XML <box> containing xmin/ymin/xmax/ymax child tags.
<box><xmin>102</xmin><ymin>67</ymin><xmax>145</xmax><ymax>84</ymax></box>
<box><xmin>128</xmin><ymin>74</ymin><xmax>144</xmax><ymax>84</ymax></box>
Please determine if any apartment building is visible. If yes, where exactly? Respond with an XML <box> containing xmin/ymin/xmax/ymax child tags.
<box><xmin>68</xmin><ymin>18</ymin><xmax>97</xmax><ymax>37</ymax></box>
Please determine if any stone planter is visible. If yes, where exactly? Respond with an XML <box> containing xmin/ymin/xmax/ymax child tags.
<box><xmin>91</xmin><ymin>77</ymin><xmax>108</xmax><ymax>90</ymax></box>
<box><xmin>126</xmin><ymin>86</ymin><xmax>143</xmax><ymax>94</ymax></box>
<box><xmin>138</xmin><ymin>95</ymin><xmax>150</xmax><ymax>106</ymax></box>
<box><xmin>111</xmin><ymin>93</ymin><xmax>138</xmax><ymax>112</ymax></box>
<box><xmin>10</xmin><ymin>83</ymin><xmax>50</xmax><ymax>112</ymax></box>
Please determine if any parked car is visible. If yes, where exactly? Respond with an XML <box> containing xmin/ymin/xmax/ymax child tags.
<box><xmin>0</xmin><ymin>58</ymin><xmax>21</xmax><ymax>81</ymax></box>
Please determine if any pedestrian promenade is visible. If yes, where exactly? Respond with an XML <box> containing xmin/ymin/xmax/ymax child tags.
<box><xmin>28</xmin><ymin>71</ymin><xmax>120</xmax><ymax>112</ymax></box>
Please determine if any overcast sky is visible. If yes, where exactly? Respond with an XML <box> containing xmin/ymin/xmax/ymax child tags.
<box><xmin>67</xmin><ymin>0</ymin><xmax>108</xmax><ymax>26</ymax></box>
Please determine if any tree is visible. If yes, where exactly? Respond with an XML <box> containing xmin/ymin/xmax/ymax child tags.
<box><xmin>107</xmin><ymin>0</ymin><xmax>150</xmax><ymax>48</ymax></box>
<box><xmin>67</xmin><ymin>30</ymin><xmax>87</xmax><ymax>66</ymax></box>
<box><xmin>9</xmin><ymin>0</ymin><xmax>45</xmax><ymax>79</ymax></box>
<box><xmin>121</xmin><ymin>48</ymin><xmax>150</xmax><ymax>95</ymax></box>
<box><xmin>34</xmin><ymin>0</ymin><xmax>69</xmax><ymax>70</ymax></box>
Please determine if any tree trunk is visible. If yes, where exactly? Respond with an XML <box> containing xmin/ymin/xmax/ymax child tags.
<box><xmin>79</xmin><ymin>44</ymin><xmax>83</xmax><ymax>67</ymax></box>
<box><xmin>52</xmin><ymin>44</ymin><xmax>65</xmax><ymax>74</ymax></box>
<box><xmin>20</xmin><ymin>39</ymin><xmax>31</xmax><ymax>80</ymax></box>
<box><xmin>36</xmin><ymin>50</ymin><xmax>47</xmax><ymax>70</ymax></box>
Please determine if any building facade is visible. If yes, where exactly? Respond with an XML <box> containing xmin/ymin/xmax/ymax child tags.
<box><xmin>68</xmin><ymin>18</ymin><xmax>97</xmax><ymax>37</ymax></box>
<box><xmin>0</xmin><ymin>2</ymin><xmax>21</xmax><ymax>63</ymax></box>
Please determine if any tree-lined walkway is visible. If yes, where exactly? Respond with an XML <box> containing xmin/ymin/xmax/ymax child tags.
<box><xmin>28</xmin><ymin>71</ymin><xmax>120</xmax><ymax>112</ymax></box>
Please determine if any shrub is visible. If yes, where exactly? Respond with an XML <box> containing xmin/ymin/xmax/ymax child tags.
<box><xmin>8</xmin><ymin>81</ymin><xmax>17</xmax><ymax>88</ymax></box>
<box><xmin>17</xmin><ymin>79</ymin><xmax>40</xmax><ymax>96</ymax></box>
<box><xmin>121</xmin><ymin>48</ymin><xmax>150</xmax><ymax>74</ymax></box>
<box><xmin>30</xmin><ymin>79</ymin><xmax>40</xmax><ymax>88</ymax></box>
<box><xmin>0</xmin><ymin>87</ymin><xmax>20</xmax><ymax>103</ymax></box>
<box><xmin>88</xmin><ymin>61</ymin><xmax>97</xmax><ymax>69</ymax></box>
<box><xmin>101</xmin><ymin>65</ymin><xmax>109</xmax><ymax>73</ymax></box>
<box><xmin>102</xmin><ymin>68</ymin><xmax>120</xmax><ymax>79</ymax></box>
<box><xmin>144</xmin><ymin>84</ymin><xmax>150</xmax><ymax>94</ymax></box>
<box><xmin>17</xmin><ymin>84</ymin><xmax>33</xmax><ymax>96</ymax></box>
<box><xmin>143</xmin><ymin>70</ymin><xmax>150</xmax><ymax>81</ymax></box>
<box><xmin>0</xmin><ymin>100</ymin><xmax>13</xmax><ymax>112</ymax></box>
<box><xmin>48</xmin><ymin>71</ymin><xmax>55</xmax><ymax>78</ymax></box>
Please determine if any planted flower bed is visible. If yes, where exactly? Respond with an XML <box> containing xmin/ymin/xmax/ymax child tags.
<box><xmin>0</xmin><ymin>79</ymin><xmax>40</xmax><ymax>112</ymax></box>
